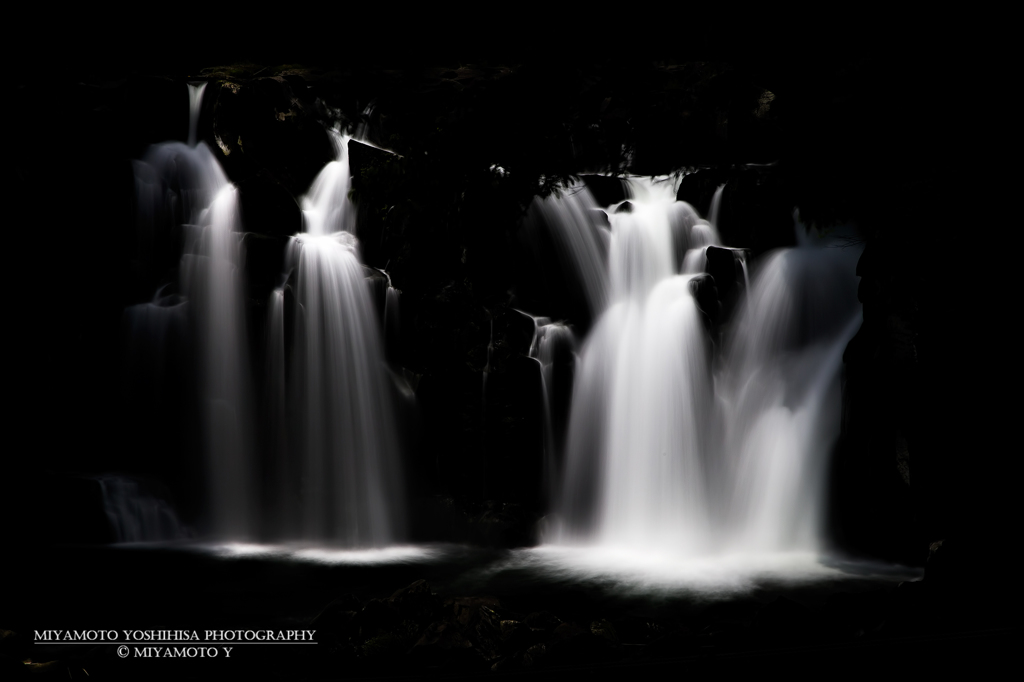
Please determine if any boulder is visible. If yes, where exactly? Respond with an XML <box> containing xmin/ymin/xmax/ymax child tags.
<box><xmin>388</xmin><ymin>579</ymin><xmax>441</xmax><ymax>626</ymax></box>
<box><xmin>241</xmin><ymin>232</ymin><xmax>289</xmax><ymax>304</ymax></box>
<box><xmin>444</xmin><ymin>595</ymin><xmax>503</xmax><ymax>657</ymax></box>
<box><xmin>704</xmin><ymin>245</ymin><xmax>748</xmax><ymax>324</ymax></box>
<box><xmin>545</xmin><ymin>621</ymin><xmax>619</xmax><ymax>665</ymax></box>
<box><xmin>497</xmin><ymin>619</ymin><xmax>546</xmax><ymax>658</ymax></box>
<box><xmin>236</xmin><ymin>172</ymin><xmax>301</xmax><ymax>240</ymax></box>
<box><xmin>677</xmin><ymin>166</ymin><xmax>796</xmax><ymax>256</ymax></box>
<box><xmin>409</xmin><ymin>621</ymin><xmax>483</xmax><ymax>670</ymax></box>
<box><xmin>579</xmin><ymin>174</ymin><xmax>629</xmax><ymax>207</ymax></box>
<box><xmin>704</xmin><ymin>246</ymin><xmax>742</xmax><ymax>294</ymax></box>
<box><xmin>525</xmin><ymin>610</ymin><xmax>562</xmax><ymax>632</ymax></box>
<box><xmin>688</xmin><ymin>273</ymin><xmax>721</xmax><ymax>326</ymax></box>
<box><xmin>310</xmin><ymin>593</ymin><xmax>362</xmax><ymax>637</ymax></box>
<box><xmin>210</xmin><ymin>76</ymin><xmax>333</xmax><ymax>196</ymax></box>
<box><xmin>353</xmin><ymin>598</ymin><xmax>400</xmax><ymax>640</ymax></box>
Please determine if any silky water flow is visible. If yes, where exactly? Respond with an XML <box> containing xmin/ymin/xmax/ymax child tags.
<box><xmin>268</xmin><ymin>129</ymin><xmax>405</xmax><ymax>545</ymax></box>
<box><xmin>128</xmin><ymin>87</ymin><xmax>404</xmax><ymax>545</ymax></box>
<box><xmin>533</xmin><ymin>176</ymin><xmax>862</xmax><ymax>565</ymax></box>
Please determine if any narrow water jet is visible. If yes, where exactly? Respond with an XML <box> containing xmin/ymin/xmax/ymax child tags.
<box><xmin>187</xmin><ymin>82</ymin><xmax>206</xmax><ymax>147</ymax></box>
<box><xmin>265</xmin><ymin>286</ymin><xmax>291</xmax><ymax>538</ymax></box>
<box><xmin>709</xmin><ymin>182</ymin><xmax>726</xmax><ymax>230</ymax></box>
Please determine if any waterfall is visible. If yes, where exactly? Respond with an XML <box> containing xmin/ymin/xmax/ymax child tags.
<box><xmin>128</xmin><ymin>89</ymin><xmax>405</xmax><ymax>546</ymax></box>
<box><xmin>96</xmin><ymin>475</ymin><xmax>191</xmax><ymax>543</ymax></box>
<box><xmin>130</xmin><ymin>84</ymin><xmax>255</xmax><ymax>539</ymax></box>
<box><xmin>718</xmin><ymin>248</ymin><xmax>860</xmax><ymax>551</ymax></box>
<box><xmin>181</xmin><ymin>182</ymin><xmax>255</xmax><ymax>538</ymax></box>
<box><xmin>709</xmin><ymin>182</ymin><xmax>726</xmax><ymax>231</ymax></box>
<box><xmin>187</xmin><ymin>82</ymin><xmax>206</xmax><ymax>147</ymax></box>
<box><xmin>526</xmin><ymin>183</ymin><xmax>610</xmax><ymax>319</ymax></box>
<box><xmin>123</xmin><ymin>82</ymin><xmax>859</xmax><ymax>560</ymax></box>
<box><xmin>278</xmin><ymin>129</ymin><xmax>405</xmax><ymax>545</ymax></box>
<box><xmin>266</xmin><ymin>286</ymin><xmax>291</xmax><ymax>537</ymax></box>
<box><xmin>545</xmin><ymin>176</ymin><xmax>862</xmax><ymax>556</ymax></box>
<box><xmin>528</xmin><ymin>318</ymin><xmax>577</xmax><ymax>506</ymax></box>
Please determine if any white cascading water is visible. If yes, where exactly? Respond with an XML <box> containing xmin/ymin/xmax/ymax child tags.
<box><xmin>717</xmin><ymin>248</ymin><xmax>860</xmax><ymax>551</ymax></box>
<box><xmin>187</xmin><ymin>81</ymin><xmax>206</xmax><ymax>147</ymax></box>
<box><xmin>96</xmin><ymin>475</ymin><xmax>191</xmax><ymax>543</ymax></box>
<box><xmin>268</xmin><ymin>129</ymin><xmax>404</xmax><ymax>545</ymax></box>
<box><xmin>542</xmin><ymin>175</ymin><xmax>861</xmax><ymax>560</ymax></box>
<box><xmin>528</xmin><ymin>317</ymin><xmax>577</xmax><ymax>504</ymax></box>
<box><xmin>527</xmin><ymin>184</ymin><xmax>609</xmax><ymax>319</ymax></box>
<box><xmin>130</xmin><ymin>82</ymin><xmax>254</xmax><ymax>539</ymax></box>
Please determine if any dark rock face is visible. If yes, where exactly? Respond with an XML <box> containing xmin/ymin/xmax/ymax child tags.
<box><xmin>348</xmin><ymin>139</ymin><xmax>403</xmax><ymax>271</ymax></box>
<box><xmin>830</xmin><ymin>241</ymin><xmax>922</xmax><ymax>565</ymax></box>
<box><xmin>236</xmin><ymin>172</ymin><xmax>301</xmax><ymax>242</ymax></box>
<box><xmin>21</xmin><ymin>475</ymin><xmax>114</xmax><ymax>545</ymax></box>
<box><xmin>209</xmin><ymin>77</ymin><xmax>333</xmax><ymax>198</ymax></box>
<box><xmin>242</xmin><ymin>232</ymin><xmax>290</xmax><ymax>304</ymax></box>
<box><xmin>677</xmin><ymin>165</ymin><xmax>795</xmax><ymax>257</ymax></box>
<box><xmin>704</xmin><ymin>246</ymin><xmax>747</xmax><ymax>324</ymax></box>
<box><xmin>579</xmin><ymin>174</ymin><xmax>629</xmax><ymax>207</ymax></box>
<box><xmin>688</xmin><ymin>273</ymin><xmax>721</xmax><ymax>334</ymax></box>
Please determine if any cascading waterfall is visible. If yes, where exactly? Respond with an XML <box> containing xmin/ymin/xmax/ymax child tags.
<box><xmin>717</xmin><ymin>248</ymin><xmax>860</xmax><ymax>551</ymax></box>
<box><xmin>269</xmin><ymin>129</ymin><xmax>405</xmax><ymax>545</ymax></box>
<box><xmin>181</xmin><ymin>180</ymin><xmax>255</xmax><ymax>538</ymax></box>
<box><xmin>526</xmin><ymin>183</ymin><xmax>609</xmax><ymax>318</ymax></box>
<box><xmin>528</xmin><ymin>317</ymin><xmax>577</xmax><ymax>505</ymax></box>
<box><xmin>543</xmin><ymin>175</ymin><xmax>861</xmax><ymax>557</ymax></box>
<box><xmin>131</xmin><ymin>88</ymin><xmax>404</xmax><ymax>546</ymax></box>
<box><xmin>130</xmin><ymin>83</ymin><xmax>254</xmax><ymax>539</ymax></box>
<box><xmin>96</xmin><ymin>475</ymin><xmax>191</xmax><ymax>543</ymax></box>
<box><xmin>123</xmin><ymin>82</ymin><xmax>858</xmax><ymax>565</ymax></box>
